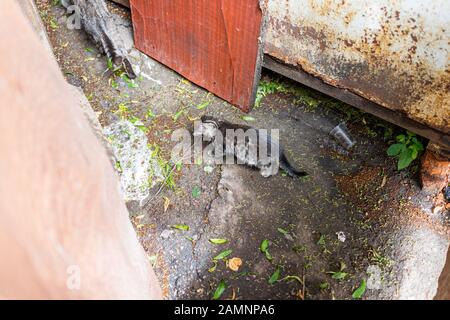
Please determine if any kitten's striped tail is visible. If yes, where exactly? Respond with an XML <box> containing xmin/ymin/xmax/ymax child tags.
<box><xmin>280</xmin><ymin>154</ymin><xmax>308</xmax><ymax>178</ymax></box>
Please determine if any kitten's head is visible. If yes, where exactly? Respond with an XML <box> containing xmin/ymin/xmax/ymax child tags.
<box><xmin>197</xmin><ymin>115</ymin><xmax>221</xmax><ymax>139</ymax></box>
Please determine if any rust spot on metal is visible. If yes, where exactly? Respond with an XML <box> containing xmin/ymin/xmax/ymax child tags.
<box><xmin>264</xmin><ymin>1</ymin><xmax>450</xmax><ymax>133</ymax></box>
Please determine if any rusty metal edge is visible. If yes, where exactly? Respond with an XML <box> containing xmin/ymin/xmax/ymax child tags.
<box><xmin>109</xmin><ymin>0</ymin><xmax>130</xmax><ymax>8</ymax></box>
<box><xmin>18</xmin><ymin>0</ymin><xmax>56</xmax><ymax>60</ymax></box>
<box><xmin>263</xmin><ymin>55</ymin><xmax>450</xmax><ymax>151</ymax></box>
<box><xmin>21</xmin><ymin>0</ymin><xmax>116</xmax><ymax>164</ymax></box>
<box><xmin>248</xmin><ymin>1</ymin><xmax>269</xmax><ymax>112</ymax></box>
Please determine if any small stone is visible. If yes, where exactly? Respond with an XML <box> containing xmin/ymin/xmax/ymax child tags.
<box><xmin>100</xmin><ymin>100</ymin><xmax>111</xmax><ymax>109</ymax></box>
<box><xmin>203</xmin><ymin>165</ymin><xmax>214</xmax><ymax>173</ymax></box>
<box><xmin>103</xmin><ymin>120</ymin><xmax>164</xmax><ymax>206</ymax></box>
<box><xmin>284</xmin><ymin>234</ymin><xmax>294</xmax><ymax>242</ymax></box>
<box><xmin>433</xmin><ymin>206</ymin><xmax>444</xmax><ymax>215</ymax></box>
<box><xmin>336</xmin><ymin>231</ymin><xmax>346</xmax><ymax>242</ymax></box>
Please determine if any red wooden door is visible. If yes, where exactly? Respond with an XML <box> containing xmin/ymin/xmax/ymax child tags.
<box><xmin>130</xmin><ymin>0</ymin><xmax>264</xmax><ymax>111</ymax></box>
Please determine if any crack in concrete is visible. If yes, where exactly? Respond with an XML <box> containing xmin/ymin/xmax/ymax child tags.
<box><xmin>191</xmin><ymin>166</ymin><xmax>224</xmax><ymax>277</ymax></box>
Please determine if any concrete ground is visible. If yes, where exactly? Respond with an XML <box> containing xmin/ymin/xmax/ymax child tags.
<box><xmin>37</xmin><ymin>1</ymin><xmax>450</xmax><ymax>300</ymax></box>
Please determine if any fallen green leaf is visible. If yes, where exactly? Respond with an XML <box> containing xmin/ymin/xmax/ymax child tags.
<box><xmin>352</xmin><ymin>279</ymin><xmax>366</xmax><ymax>299</ymax></box>
<box><xmin>209</xmin><ymin>239</ymin><xmax>228</xmax><ymax>244</ymax></box>
<box><xmin>260</xmin><ymin>239</ymin><xmax>273</xmax><ymax>261</ymax></box>
<box><xmin>106</xmin><ymin>58</ymin><xmax>114</xmax><ymax>70</ymax></box>
<box><xmin>213</xmin><ymin>249</ymin><xmax>232</xmax><ymax>261</ymax></box>
<box><xmin>171</xmin><ymin>224</ymin><xmax>189</xmax><ymax>231</ymax></box>
<box><xmin>208</xmin><ymin>260</ymin><xmax>218</xmax><ymax>273</ymax></box>
<box><xmin>268</xmin><ymin>267</ymin><xmax>281</xmax><ymax>284</ymax></box>
<box><xmin>282</xmin><ymin>275</ymin><xmax>303</xmax><ymax>285</ymax></box>
<box><xmin>172</xmin><ymin>109</ymin><xmax>184</xmax><ymax>122</ymax></box>
<box><xmin>212</xmin><ymin>280</ymin><xmax>227</xmax><ymax>300</ymax></box>
<box><xmin>317</xmin><ymin>235</ymin><xmax>326</xmax><ymax>246</ymax></box>
<box><xmin>387</xmin><ymin>143</ymin><xmax>404</xmax><ymax>156</ymax></box>
<box><xmin>49</xmin><ymin>18</ymin><xmax>59</xmax><ymax>30</ymax></box>
<box><xmin>196</xmin><ymin>101</ymin><xmax>210</xmax><ymax>110</ymax></box>
<box><xmin>241</xmin><ymin>116</ymin><xmax>255</xmax><ymax>122</ymax></box>
<box><xmin>192</xmin><ymin>186</ymin><xmax>201</xmax><ymax>198</ymax></box>
<box><xmin>260</xmin><ymin>239</ymin><xmax>269</xmax><ymax>253</ymax></box>
<box><xmin>319</xmin><ymin>282</ymin><xmax>330</xmax><ymax>290</ymax></box>
<box><xmin>264</xmin><ymin>250</ymin><xmax>273</xmax><ymax>261</ymax></box>
<box><xmin>146</xmin><ymin>109</ymin><xmax>156</xmax><ymax>119</ymax></box>
<box><xmin>328</xmin><ymin>271</ymin><xmax>348</xmax><ymax>280</ymax></box>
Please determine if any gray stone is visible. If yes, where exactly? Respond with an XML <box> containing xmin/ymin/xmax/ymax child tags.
<box><xmin>103</xmin><ymin>120</ymin><xmax>163</xmax><ymax>206</ymax></box>
<box><xmin>160</xmin><ymin>229</ymin><xmax>174</xmax><ymax>240</ymax></box>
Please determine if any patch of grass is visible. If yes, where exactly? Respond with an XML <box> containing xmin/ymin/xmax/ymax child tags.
<box><xmin>121</xmin><ymin>74</ymin><xmax>139</xmax><ymax>89</ymax></box>
<box><xmin>254</xmin><ymin>79</ymin><xmax>288</xmax><ymax>107</ymax></box>
<box><xmin>110</xmin><ymin>78</ymin><xmax>118</xmax><ymax>89</ymax></box>
<box><xmin>172</xmin><ymin>107</ymin><xmax>186</xmax><ymax>122</ymax></box>
<box><xmin>145</xmin><ymin>109</ymin><xmax>156</xmax><ymax>119</ymax></box>
<box><xmin>129</xmin><ymin>116</ymin><xmax>148</xmax><ymax>134</ymax></box>
<box><xmin>161</xmin><ymin>161</ymin><xmax>176</xmax><ymax>190</ymax></box>
<box><xmin>327</xmin><ymin>261</ymin><xmax>349</xmax><ymax>280</ymax></box>
<box><xmin>256</xmin><ymin>76</ymin><xmax>400</xmax><ymax>143</ymax></box>
<box><xmin>49</xmin><ymin>17</ymin><xmax>59</xmax><ymax>30</ymax></box>
<box><xmin>114</xmin><ymin>103</ymin><xmax>131</xmax><ymax>119</ymax></box>
<box><xmin>369</xmin><ymin>249</ymin><xmax>393</xmax><ymax>269</ymax></box>
<box><xmin>150</xmin><ymin>144</ymin><xmax>177</xmax><ymax>190</ymax></box>
<box><xmin>317</xmin><ymin>234</ymin><xmax>331</xmax><ymax>254</ymax></box>
<box><xmin>255</xmin><ymin>78</ymin><xmax>329</xmax><ymax>111</ymax></box>
<box><xmin>106</xmin><ymin>58</ymin><xmax>139</xmax><ymax>89</ymax></box>
<box><xmin>319</xmin><ymin>282</ymin><xmax>330</xmax><ymax>290</ymax></box>
<box><xmin>114</xmin><ymin>161</ymin><xmax>122</xmax><ymax>173</ymax></box>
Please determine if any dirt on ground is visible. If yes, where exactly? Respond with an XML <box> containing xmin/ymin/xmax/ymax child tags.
<box><xmin>37</xmin><ymin>1</ymin><xmax>450</xmax><ymax>300</ymax></box>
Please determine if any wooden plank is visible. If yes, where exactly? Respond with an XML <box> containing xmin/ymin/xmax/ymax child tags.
<box><xmin>264</xmin><ymin>55</ymin><xmax>450</xmax><ymax>150</ymax></box>
<box><xmin>130</xmin><ymin>0</ymin><xmax>264</xmax><ymax>111</ymax></box>
<box><xmin>18</xmin><ymin>0</ymin><xmax>55</xmax><ymax>58</ymax></box>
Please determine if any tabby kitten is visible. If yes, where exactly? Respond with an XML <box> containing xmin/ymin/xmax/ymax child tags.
<box><xmin>196</xmin><ymin>116</ymin><xmax>307</xmax><ymax>178</ymax></box>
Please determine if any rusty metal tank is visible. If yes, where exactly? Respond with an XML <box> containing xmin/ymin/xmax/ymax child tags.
<box><xmin>263</xmin><ymin>0</ymin><xmax>449</xmax><ymax>137</ymax></box>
